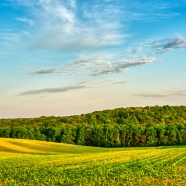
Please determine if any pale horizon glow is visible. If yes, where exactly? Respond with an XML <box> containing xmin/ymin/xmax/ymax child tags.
<box><xmin>0</xmin><ymin>0</ymin><xmax>186</xmax><ymax>118</ymax></box>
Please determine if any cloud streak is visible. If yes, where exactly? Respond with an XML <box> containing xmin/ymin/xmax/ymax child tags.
<box><xmin>91</xmin><ymin>58</ymin><xmax>154</xmax><ymax>76</ymax></box>
<box><xmin>150</xmin><ymin>36</ymin><xmax>186</xmax><ymax>53</ymax></box>
<box><xmin>19</xmin><ymin>79</ymin><xmax>127</xmax><ymax>96</ymax></box>
<box><xmin>30</xmin><ymin>56</ymin><xmax>155</xmax><ymax>76</ymax></box>
<box><xmin>30</xmin><ymin>68</ymin><xmax>60</xmax><ymax>74</ymax></box>
<box><xmin>29</xmin><ymin>33</ymin><xmax>186</xmax><ymax>78</ymax></box>
<box><xmin>20</xmin><ymin>85</ymin><xmax>87</xmax><ymax>95</ymax></box>
<box><xmin>132</xmin><ymin>90</ymin><xmax>186</xmax><ymax>98</ymax></box>
<box><xmin>16</xmin><ymin>17</ymin><xmax>34</xmax><ymax>26</ymax></box>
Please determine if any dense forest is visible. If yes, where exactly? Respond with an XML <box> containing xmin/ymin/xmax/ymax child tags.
<box><xmin>0</xmin><ymin>105</ymin><xmax>186</xmax><ymax>147</ymax></box>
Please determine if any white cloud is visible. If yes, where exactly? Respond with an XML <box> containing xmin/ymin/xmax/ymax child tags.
<box><xmin>120</xmin><ymin>1</ymin><xmax>180</xmax><ymax>22</ymax></box>
<box><xmin>20</xmin><ymin>84</ymin><xmax>87</xmax><ymax>95</ymax></box>
<box><xmin>16</xmin><ymin>17</ymin><xmax>34</xmax><ymax>26</ymax></box>
<box><xmin>0</xmin><ymin>28</ymin><xmax>23</xmax><ymax>55</ymax></box>
<box><xmin>11</xmin><ymin>0</ymin><xmax>126</xmax><ymax>51</ymax></box>
<box><xmin>126</xmin><ymin>35</ymin><xmax>186</xmax><ymax>57</ymax></box>
<box><xmin>132</xmin><ymin>90</ymin><xmax>186</xmax><ymax>98</ymax></box>
<box><xmin>30</xmin><ymin>54</ymin><xmax>155</xmax><ymax>76</ymax></box>
<box><xmin>151</xmin><ymin>36</ymin><xmax>186</xmax><ymax>53</ymax></box>
<box><xmin>28</xmin><ymin>33</ymin><xmax>186</xmax><ymax>78</ymax></box>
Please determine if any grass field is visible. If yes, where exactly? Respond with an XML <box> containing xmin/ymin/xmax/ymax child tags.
<box><xmin>0</xmin><ymin>138</ymin><xmax>186</xmax><ymax>185</ymax></box>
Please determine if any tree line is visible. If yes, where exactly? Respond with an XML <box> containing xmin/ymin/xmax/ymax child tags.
<box><xmin>0</xmin><ymin>105</ymin><xmax>186</xmax><ymax>147</ymax></box>
<box><xmin>0</xmin><ymin>124</ymin><xmax>186</xmax><ymax>147</ymax></box>
<box><xmin>0</xmin><ymin>105</ymin><xmax>186</xmax><ymax>128</ymax></box>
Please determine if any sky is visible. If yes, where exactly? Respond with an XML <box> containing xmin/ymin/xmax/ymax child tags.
<box><xmin>0</xmin><ymin>0</ymin><xmax>186</xmax><ymax>118</ymax></box>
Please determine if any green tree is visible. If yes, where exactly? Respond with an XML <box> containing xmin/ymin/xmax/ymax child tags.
<box><xmin>76</xmin><ymin>125</ymin><xmax>86</xmax><ymax>145</ymax></box>
<box><xmin>145</xmin><ymin>125</ymin><xmax>157</xmax><ymax>146</ymax></box>
<box><xmin>61</xmin><ymin>127</ymin><xmax>76</xmax><ymax>144</ymax></box>
<box><xmin>91</xmin><ymin>126</ymin><xmax>104</xmax><ymax>147</ymax></box>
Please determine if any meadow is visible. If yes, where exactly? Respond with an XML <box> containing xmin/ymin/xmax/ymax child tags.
<box><xmin>0</xmin><ymin>138</ymin><xmax>186</xmax><ymax>185</ymax></box>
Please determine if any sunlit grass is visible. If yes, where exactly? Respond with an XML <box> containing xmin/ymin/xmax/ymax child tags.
<box><xmin>0</xmin><ymin>138</ymin><xmax>186</xmax><ymax>185</ymax></box>
<box><xmin>0</xmin><ymin>138</ymin><xmax>128</xmax><ymax>155</ymax></box>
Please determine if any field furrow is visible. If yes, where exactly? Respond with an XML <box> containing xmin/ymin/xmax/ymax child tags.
<box><xmin>0</xmin><ymin>138</ymin><xmax>186</xmax><ymax>186</ymax></box>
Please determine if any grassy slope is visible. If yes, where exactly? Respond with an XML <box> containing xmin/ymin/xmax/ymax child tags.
<box><xmin>0</xmin><ymin>138</ymin><xmax>186</xmax><ymax>185</ymax></box>
<box><xmin>0</xmin><ymin>138</ymin><xmax>128</xmax><ymax>155</ymax></box>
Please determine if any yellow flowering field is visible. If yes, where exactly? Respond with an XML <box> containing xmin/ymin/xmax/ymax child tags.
<box><xmin>0</xmin><ymin>138</ymin><xmax>186</xmax><ymax>185</ymax></box>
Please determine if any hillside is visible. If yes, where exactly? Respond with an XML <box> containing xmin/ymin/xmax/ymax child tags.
<box><xmin>1</xmin><ymin>105</ymin><xmax>186</xmax><ymax>128</ymax></box>
<box><xmin>0</xmin><ymin>106</ymin><xmax>186</xmax><ymax>147</ymax></box>
<box><xmin>0</xmin><ymin>138</ymin><xmax>121</xmax><ymax>155</ymax></box>
<box><xmin>0</xmin><ymin>138</ymin><xmax>186</xmax><ymax>185</ymax></box>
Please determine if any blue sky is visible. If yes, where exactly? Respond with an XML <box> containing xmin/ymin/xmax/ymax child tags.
<box><xmin>1</xmin><ymin>0</ymin><xmax>186</xmax><ymax>118</ymax></box>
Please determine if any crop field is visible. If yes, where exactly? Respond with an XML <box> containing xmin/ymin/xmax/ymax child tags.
<box><xmin>0</xmin><ymin>138</ymin><xmax>186</xmax><ymax>185</ymax></box>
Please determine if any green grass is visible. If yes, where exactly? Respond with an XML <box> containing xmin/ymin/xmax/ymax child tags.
<box><xmin>0</xmin><ymin>138</ymin><xmax>186</xmax><ymax>185</ymax></box>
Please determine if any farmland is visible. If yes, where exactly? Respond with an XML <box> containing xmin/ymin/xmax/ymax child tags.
<box><xmin>0</xmin><ymin>138</ymin><xmax>186</xmax><ymax>185</ymax></box>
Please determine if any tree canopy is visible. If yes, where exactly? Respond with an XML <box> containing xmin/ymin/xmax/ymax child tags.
<box><xmin>0</xmin><ymin>106</ymin><xmax>186</xmax><ymax>147</ymax></box>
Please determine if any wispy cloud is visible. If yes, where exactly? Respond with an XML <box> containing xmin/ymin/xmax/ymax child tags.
<box><xmin>30</xmin><ymin>68</ymin><xmax>60</xmax><ymax>74</ymax></box>
<box><xmin>119</xmin><ymin>1</ymin><xmax>180</xmax><ymax>22</ymax></box>
<box><xmin>150</xmin><ymin>36</ymin><xmax>186</xmax><ymax>53</ymax></box>
<box><xmin>3</xmin><ymin>0</ymin><xmax>183</xmax><ymax>54</ymax></box>
<box><xmin>124</xmin><ymin>35</ymin><xmax>186</xmax><ymax>59</ymax></box>
<box><xmin>0</xmin><ymin>28</ymin><xmax>23</xmax><ymax>59</ymax></box>
<box><xmin>16</xmin><ymin>17</ymin><xmax>34</xmax><ymax>26</ymax></box>
<box><xmin>122</xmin><ymin>12</ymin><xmax>179</xmax><ymax>22</ymax></box>
<box><xmin>10</xmin><ymin>0</ymin><xmax>126</xmax><ymax>51</ymax></box>
<box><xmin>19</xmin><ymin>84</ymin><xmax>87</xmax><ymax>96</ymax></box>
<box><xmin>30</xmin><ymin>56</ymin><xmax>155</xmax><ymax>76</ymax></box>
<box><xmin>114</xmin><ymin>81</ymin><xmax>127</xmax><ymax>84</ymax></box>
<box><xmin>132</xmin><ymin>92</ymin><xmax>168</xmax><ymax>98</ymax></box>
<box><xmin>3</xmin><ymin>1</ymin><xmax>183</xmax><ymax>57</ymax></box>
<box><xmin>103</xmin><ymin>79</ymin><xmax>127</xmax><ymax>84</ymax></box>
<box><xmin>29</xmin><ymin>33</ymin><xmax>186</xmax><ymax>78</ymax></box>
<box><xmin>91</xmin><ymin>58</ymin><xmax>154</xmax><ymax>76</ymax></box>
<box><xmin>132</xmin><ymin>90</ymin><xmax>186</xmax><ymax>98</ymax></box>
<box><xmin>19</xmin><ymin>79</ymin><xmax>127</xmax><ymax>96</ymax></box>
